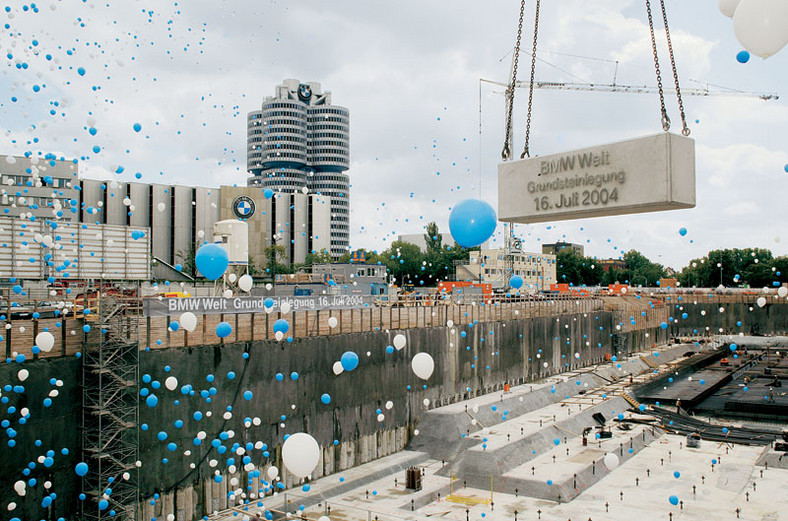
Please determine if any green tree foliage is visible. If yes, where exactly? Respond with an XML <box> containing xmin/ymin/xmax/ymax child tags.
<box><xmin>302</xmin><ymin>249</ymin><xmax>332</xmax><ymax>269</ymax></box>
<box><xmin>555</xmin><ymin>249</ymin><xmax>604</xmax><ymax>286</ymax></box>
<box><xmin>264</xmin><ymin>244</ymin><xmax>291</xmax><ymax>277</ymax></box>
<box><xmin>424</xmin><ymin>222</ymin><xmax>442</xmax><ymax>256</ymax></box>
<box><xmin>618</xmin><ymin>250</ymin><xmax>666</xmax><ymax>286</ymax></box>
<box><xmin>175</xmin><ymin>242</ymin><xmax>197</xmax><ymax>278</ymax></box>
<box><xmin>678</xmin><ymin>248</ymin><xmax>780</xmax><ymax>288</ymax></box>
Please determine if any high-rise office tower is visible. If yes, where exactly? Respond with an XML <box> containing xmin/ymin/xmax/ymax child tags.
<box><xmin>247</xmin><ymin>79</ymin><xmax>350</xmax><ymax>258</ymax></box>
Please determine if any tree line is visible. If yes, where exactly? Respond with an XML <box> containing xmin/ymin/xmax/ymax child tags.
<box><xmin>555</xmin><ymin>247</ymin><xmax>787</xmax><ymax>289</ymax></box>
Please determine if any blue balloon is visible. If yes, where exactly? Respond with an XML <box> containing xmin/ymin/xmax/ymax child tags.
<box><xmin>668</xmin><ymin>495</ymin><xmax>679</xmax><ymax>506</ymax></box>
<box><xmin>553</xmin><ymin>438</ymin><xmax>560</xmax><ymax>445</ymax></box>
<box><xmin>340</xmin><ymin>351</ymin><xmax>360</xmax><ymax>371</ymax></box>
<box><xmin>99</xmin><ymin>500</ymin><xmax>109</xmax><ymax>510</ymax></box>
<box><xmin>321</xmin><ymin>393</ymin><xmax>331</xmax><ymax>404</ymax></box>
<box><xmin>216</xmin><ymin>322</ymin><xmax>232</xmax><ymax>338</ymax></box>
<box><xmin>75</xmin><ymin>462</ymin><xmax>89</xmax><ymax>477</ymax></box>
<box><xmin>673</xmin><ymin>471</ymin><xmax>680</xmax><ymax>479</ymax></box>
<box><xmin>133</xmin><ymin>122</ymin><xmax>142</xmax><ymax>132</ymax></box>
<box><xmin>448</xmin><ymin>199</ymin><xmax>497</xmax><ymax>248</ymax></box>
<box><xmin>264</xmin><ymin>188</ymin><xmax>274</xmax><ymax>199</ymax></box>
<box><xmin>146</xmin><ymin>394</ymin><xmax>158</xmax><ymax>408</ymax></box>
<box><xmin>736</xmin><ymin>50</ymin><xmax>750</xmax><ymax>63</ymax></box>
<box><xmin>273</xmin><ymin>319</ymin><xmax>290</xmax><ymax>334</ymax></box>
<box><xmin>509</xmin><ymin>275</ymin><xmax>523</xmax><ymax>289</ymax></box>
<box><xmin>660</xmin><ymin>321</ymin><xmax>668</xmax><ymax>330</ymax></box>
<box><xmin>169</xmin><ymin>321</ymin><xmax>180</xmax><ymax>332</ymax></box>
<box><xmin>195</xmin><ymin>243</ymin><xmax>229</xmax><ymax>280</ymax></box>
<box><xmin>264</xmin><ymin>298</ymin><xmax>274</xmax><ymax>309</ymax></box>
<box><xmin>244</xmin><ymin>390</ymin><xmax>253</xmax><ymax>400</ymax></box>
<box><xmin>679</xmin><ymin>227</ymin><xmax>687</xmax><ymax>236</ymax></box>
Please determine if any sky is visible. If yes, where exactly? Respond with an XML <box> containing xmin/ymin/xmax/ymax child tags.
<box><xmin>1</xmin><ymin>0</ymin><xmax>786</xmax><ymax>271</ymax></box>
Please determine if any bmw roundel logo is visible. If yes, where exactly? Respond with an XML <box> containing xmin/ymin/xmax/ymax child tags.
<box><xmin>232</xmin><ymin>196</ymin><xmax>255</xmax><ymax>219</ymax></box>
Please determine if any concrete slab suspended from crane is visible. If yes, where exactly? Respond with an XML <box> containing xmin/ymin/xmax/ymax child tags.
<box><xmin>498</xmin><ymin>133</ymin><xmax>695</xmax><ymax>224</ymax></box>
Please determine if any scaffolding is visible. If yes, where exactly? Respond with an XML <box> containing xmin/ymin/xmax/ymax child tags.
<box><xmin>81</xmin><ymin>294</ymin><xmax>140</xmax><ymax>521</ymax></box>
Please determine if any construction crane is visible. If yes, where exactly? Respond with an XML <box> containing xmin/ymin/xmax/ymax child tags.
<box><xmin>480</xmin><ymin>77</ymin><xmax>779</xmax><ymax>101</ymax></box>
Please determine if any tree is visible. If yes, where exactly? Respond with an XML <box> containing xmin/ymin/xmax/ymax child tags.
<box><xmin>424</xmin><ymin>222</ymin><xmax>442</xmax><ymax>256</ymax></box>
<box><xmin>679</xmin><ymin>248</ymin><xmax>774</xmax><ymax>287</ymax></box>
<box><xmin>175</xmin><ymin>242</ymin><xmax>198</xmax><ymax>278</ymax></box>
<box><xmin>620</xmin><ymin>250</ymin><xmax>666</xmax><ymax>287</ymax></box>
<box><xmin>303</xmin><ymin>249</ymin><xmax>332</xmax><ymax>269</ymax></box>
<box><xmin>381</xmin><ymin>241</ymin><xmax>423</xmax><ymax>285</ymax></box>
<box><xmin>556</xmin><ymin>250</ymin><xmax>603</xmax><ymax>286</ymax></box>
<box><xmin>264</xmin><ymin>244</ymin><xmax>290</xmax><ymax>277</ymax></box>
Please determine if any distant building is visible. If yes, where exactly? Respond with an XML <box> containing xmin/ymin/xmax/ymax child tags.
<box><xmin>397</xmin><ymin>233</ymin><xmax>456</xmax><ymax>252</ymax></box>
<box><xmin>598</xmin><ymin>259</ymin><xmax>627</xmax><ymax>272</ymax></box>
<box><xmin>542</xmin><ymin>241</ymin><xmax>584</xmax><ymax>257</ymax></box>
<box><xmin>247</xmin><ymin>79</ymin><xmax>350</xmax><ymax>258</ymax></box>
<box><xmin>455</xmin><ymin>248</ymin><xmax>556</xmax><ymax>291</ymax></box>
<box><xmin>0</xmin><ymin>154</ymin><xmax>332</xmax><ymax>282</ymax></box>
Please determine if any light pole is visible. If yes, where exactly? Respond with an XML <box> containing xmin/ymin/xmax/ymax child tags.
<box><xmin>717</xmin><ymin>262</ymin><xmax>723</xmax><ymax>287</ymax></box>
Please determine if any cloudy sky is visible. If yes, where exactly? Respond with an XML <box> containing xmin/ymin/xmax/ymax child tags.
<box><xmin>1</xmin><ymin>0</ymin><xmax>786</xmax><ymax>270</ymax></box>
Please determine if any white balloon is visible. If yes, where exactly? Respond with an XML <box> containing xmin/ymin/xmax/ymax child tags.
<box><xmin>377</xmin><ymin>413</ymin><xmax>385</xmax><ymax>422</ymax></box>
<box><xmin>281</xmin><ymin>432</ymin><xmax>320</xmax><ymax>478</ymax></box>
<box><xmin>180</xmin><ymin>312</ymin><xmax>198</xmax><ymax>332</ymax></box>
<box><xmin>778</xmin><ymin>286</ymin><xmax>788</xmax><ymax>298</ymax></box>
<box><xmin>733</xmin><ymin>0</ymin><xmax>788</xmax><ymax>58</ymax></box>
<box><xmin>157</xmin><ymin>202</ymin><xmax>166</xmax><ymax>212</ymax></box>
<box><xmin>238</xmin><ymin>274</ymin><xmax>253</xmax><ymax>292</ymax></box>
<box><xmin>17</xmin><ymin>369</ymin><xmax>29</xmax><ymax>382</ymax></box>
<box><xmin>267</xmin><ymin>466</ymin><xmax>279</xmax><ymax>480</ymax></box>
<box><xmin>719</xmin><ymin>0</ymin><xmax>741</xmax><ymax>17</ymax></box>
<box><xmin>35</xmin><ymin>331</ymin><xmax>55</xmax><ymax>352</ymax></box>
<box><xmin>757</xmin><ymin>296</ymin><xmax>767</xmax><ymax>308</ymax></box>
<box><xmin>280</xmin><ymin>302</ymin><xmax>291</xmax><ymax>314</ymax></box>
<box><xmin>423</xmin><ymin>398</ymin><xmax>430</xmax><ymax>407</ymax></box>
<box><xmin>411</xmin><ymin>353</ymin><xmax>435</xmax><ymax>380</ymax></box>
<box><xmin>603</xmin><ymin>453</ymin><xmax>620</xmax><ymax>470</ymax></box>
<box><xmin>327</xmin><ymin>316</ymin><xmax>338</xmax><ymax>328</ymax></box>
<box><xmin>275</xmin><ymin>331</ymin><xmax>284</xmax><ymax>341</ymax></box>
<box><xmin>165</xmin><ymin>376</ymin><xmax>178</xmax><ymax>391</ymax></box>
<box><xmin>13</xmin><ymin>480</ymin><xmax>25</xmax><ymax>496</ymax></box>
<box><xmin>7</xmin><ymin>502</ymin><xmax>16</xmax><ymax>511</ymax></box>
<box><xmin>393</xmin><ymin>334</ymin><xmax>406</xmax><ymax>350</ymax></box>
<box><xmin>332</xmin><ymin>361</ymin><xmax>344</xmax><ymax>375</ymax></box>
<box><xmin>228</xmin><ymin>273</ymin><xmax>237</xmax><ymax>283</ymax></box>
<box><xmin>223</xmin><ymin>289</ymin><xmax>233</xmax><ymax>298</ymax></box>
<box><xmin>385</xmin><ymin>400</ymin><xmax>394</xmax><ymax>410</ymax></box>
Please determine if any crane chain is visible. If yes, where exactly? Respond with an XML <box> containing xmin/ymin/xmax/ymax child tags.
<box><xmin>645</xmin><ymin>0</ymin><xmax>670</xmax><ymax>132</ymax></box>
<box><xmin>659</xmin><ymin>0</ymin><xmax>690</xmax><ymax>136</ymax></box>
<box><xmin>502</xmin><ymin>0</ymin><xmax>526</xmax><ymax>161</ymax></box>
<box><xmin>521</xmin><ymin>0</ymin><xmax>541</xmax><ymax>159</ymax></box>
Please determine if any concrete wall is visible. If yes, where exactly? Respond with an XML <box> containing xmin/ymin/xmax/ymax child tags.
<box><xmin>7</xmin><ymin>301</ymin><xmax>788</xmax><ymax>521</ymax></box>
<box><xmin>0</xmin><ymin>357</ymin><xmax>82</xmax><ymax>521</ymax></box>
<box><xmin>133</xmin><ymin>310</ymin><xmax>667</xmax><ymax>518</ymax></box>
<box><xmin>671</xmin><ymin>301</ymin><xmax>788</xmax><ymax>336</ymax></box>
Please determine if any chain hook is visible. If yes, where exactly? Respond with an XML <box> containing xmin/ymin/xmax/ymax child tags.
<box><xmin>502</xmin><ymin>142</ymin><xmax>511</xmax><ymax>161</ymax></box>
<box><xmin>661</xmin><ymin>114</ymin><xmax>671</xmax><ymax>132</ymax></box>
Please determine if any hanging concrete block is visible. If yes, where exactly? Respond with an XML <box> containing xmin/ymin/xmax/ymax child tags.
<box><xmin>498</xmin><ymin>133</ymin><xmax>695</xmax><ymax>223</ymax></box>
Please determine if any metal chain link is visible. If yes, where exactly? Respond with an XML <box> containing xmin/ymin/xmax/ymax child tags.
<box><xmin>659</xmin><ymin>0</ymin><xmax>690</xmax><ymax>136</ymax></box>
<box><xmin>521</xmin><ymin>0</ymin><xmax>541</xmax><ymax>159</ymax></box>
<box><xmin>645</xmin><ymin>0</ymin><xmax>670</xmax><ymax>132</ymax></box>
<box><xmin>502</xmin><ymin>0</ymin><xmax>526</xmax><ymax>160</ymax></box>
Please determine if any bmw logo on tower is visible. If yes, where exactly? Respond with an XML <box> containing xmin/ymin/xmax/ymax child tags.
<box><xmin>232</xmin><ymin>195</ymin><xmax>256</xmax><ymax>219</ymax></box>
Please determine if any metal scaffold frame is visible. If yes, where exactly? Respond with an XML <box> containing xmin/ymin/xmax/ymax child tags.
<box><xmin>81</xmin><ymin>293</ymin><xmax>141</xmax><ymax>521</ymax></box>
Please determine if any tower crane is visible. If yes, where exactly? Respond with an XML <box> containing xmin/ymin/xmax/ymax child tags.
<box><xmin>481</xmin><ymin>77</ymin><xmax>779</xmax><ymax>101</ymax></box>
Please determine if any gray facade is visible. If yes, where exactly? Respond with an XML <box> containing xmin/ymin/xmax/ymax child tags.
<box><xmin>0</xmin><ymin>154</ymin><xmax>79</xmax><ymax>221</ymax></box>
<box><xmin>247</xmin><ymin>79</ymin><xmax>350</xmax><ymax>259</ymax></box>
